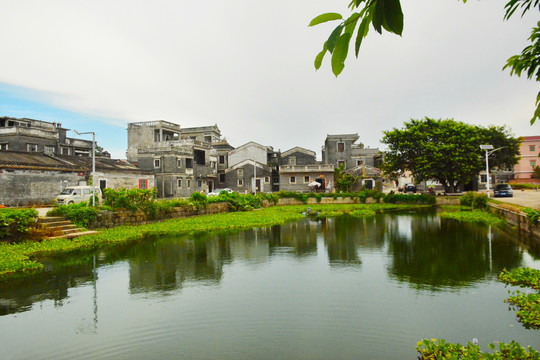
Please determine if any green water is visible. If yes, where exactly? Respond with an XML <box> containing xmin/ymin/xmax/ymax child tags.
<box><xmin>1</xmin><ymin>210</ymin><xmax>539</xmax><ymax>359</ymax></box>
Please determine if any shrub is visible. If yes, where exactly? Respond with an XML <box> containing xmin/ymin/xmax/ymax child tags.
<box><xmin>189</xmin><ymin>192</ymin><xmax>208</xmax><ymax>209</ymax></box>
<box><xmin>523</xmin><ymin>208</ymin><xmax>540</xmax><ymax>226</ymax></box>
<box><xmin>0</xmin><ymin>208</ymin><xmax>38</xmax><ymax>242</ymax></box>
<box><xmin>103</xmin><ymin>188</ymin><xmax>156</xmax><ymax>212</ymax></box>
<box><xmin>47</xmin><ymin>203</ymin><xmax>98</xmax><ymax>228</ymax></box>
<box><xmin>383</xmin><ymin>193</ymin><xmax>436</xmax><ymax>205</ymax></box>
<box><xmin>460</xmin><ymin>192</ymin><xmax>488</xmax><ymax>209</ymax></box>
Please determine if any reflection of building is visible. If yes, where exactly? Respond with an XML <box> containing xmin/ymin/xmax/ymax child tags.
<box><xmin>514</xmin><ymin>135</ymin><xmax>540</xmax><ymax>179</ymax></box>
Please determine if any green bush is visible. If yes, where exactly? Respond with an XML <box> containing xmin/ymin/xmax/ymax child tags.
<box><xmin>189</xmin><ymin>192</ymin><xmax>208</xmax><ymax>209</ymax></box>
<box><xmin>47</xmin><ymin>203</ymin><xmax>98</xmax><ymax>228</ymax></box>
<box><xmin>523</xmin><ymin>208</ymin><xmax>540</xmax><ymax>226</ymax></box>
<box><xmin>416</xmin><ymin>338</ymin><xmax>539</xmax><ymax>359</ymax></box>
<box><xmin>102</xmin><ymin>188</ymin><xmax>156</xmax><ymax>212</ymax></box>
<box><xmin>460</xmin><ymin>192</ymin><xmax>488</xmax><ymax>209</ymax></box>
<box><xmin>0</xmin><ymin>208</ymin><xmax>38</xmax><ymax>242</ymax></box>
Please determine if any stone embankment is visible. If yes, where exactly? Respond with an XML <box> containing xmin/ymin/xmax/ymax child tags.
<box><xmin>89</xmin><ymin>202</ymin><xmax>230</xmax><ymax>229</ymax></box>
<box><xmin>488</xmin><ymin>202</ymin><xmax>540</xmax><ymax>238</ymax></box>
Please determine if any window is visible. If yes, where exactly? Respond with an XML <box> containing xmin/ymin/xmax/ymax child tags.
<box><xmin>289</xmin><ymin>156</ymin><xmax>296</xmax><ymax>166</ymax></box>
<box><xmin>61</xmin><ymin>147</ymin><xmax>70</xmax><ymax>155</ymax></box>
<box><xmin>219</xmin><ymin>155</ymin><xmax>225</xmax><ymax>164</ymax></box>
<box><xmin>27</xmin><ymin>143</ymin><xmax>38</xmax><ymax>152</ymax></box>
<box><xmin>304</xmin><ymin>176</ymin><xmax>310</xmax><ymax>183</ymax></box>
<box><xmin>531</xmin><ymin>160</ymin><xmax>537</xmax><ymax>168</ymax></box>
<box><xmin>238</xmin><ymin>179</ymin><xmax>244</xmax><ymax>186</ymax></box>
<box><xmin>83</xmin><ymin>189</ymin><xmax>90</xmax><ymax>195</ymax></box>
<box><xmin>197</xmin><ymin>180</ymin><xmax>202</xmax><ymax>188</ymax></box>
<box><xmin>338</xmin><ymin>160</ymin><xmax>345</xmax><ymax>168</ymax></box>
<box><xmin>187</xmin><ymin>179</ymin><xmax>191</xmax><ymax>188</ymax></box>
<box><xmin>205</xmin><ymin>135</ymin><xmax>212</xmax><ymax>143</ymax></box>
<box><xmin>139</xmin><ymin>179</ymin><xmax>148</xmax><ymax>189</ymax></box>
<box><xmin>530</xmin><ymin>145</ymin><xmax>536</xmax><ymax>152</ymax></box>
<box><xmin>480</xmin><ymin>174</ymin><xmax>487</xmax><ymax>183</ymax></box>
<box><xmin>290</xmin><ymin>176</ymin><xmax>296</xmax><ymax>184</ymax></box>
<box><xmin>177</xmin><ymin>178</ymin><xmax>182</xmax><ymax>188</ymax></box>
<box><xmin>177</xmin><ymin>158</ymin><xmax>182</xmax><ymax>168</ymax></box>
<box><xmin>219</xmin><ymin>174</ymin><xmax>226</xmax><ymax>183</ymax></box>
<box><xmin>264</xmin><ymin>176</ymin><xmax>270</xmax><ymax>184</ymax></box>
<box><xmin>0</xmin><ymin>143</ymin><xmax>8</xmax><ymax>150</ymax></box>
<box><xmin>337</xmin><ymin>142</ymin><xmax>345</xmax><ymax>152</ymax></box>
<box><xmin>357</xmin><ymin>160</ymin><xmax>364</xmax><ymax>166</ymax></box>
<box><xmin>238</xmin><ymin>168</ymin><xmax>244</xmax><ymax>177</ymax></box>
<box><xmin>194</xmin><ymin>149</ymin><xmax>205</xmax><ymax>165</ymax></box>
<box><xmin>186</xmin><ymin>158</ymin><xmax>193</xmax><ymax>168</ymax></box>
<box><xmin>154</xmin><ymin>159</ymin><xmax>161</xmax><ymax>168</ymax></box>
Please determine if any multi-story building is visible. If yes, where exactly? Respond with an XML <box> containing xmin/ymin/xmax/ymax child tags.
<box><xmin>127</xmin><ymin>120</ymin><xmax>231</xmax><ymax>197</ymax></box>
<box><xmin>0</xmin><ymin>116</ymin><xmax>94</xmax><ymax>156</ymax></box>
<box><xmin>321</xmin><ymin>134</ymin><xmax>381</xmax><ymax>170</ymax></box>
<box><xmin>278</xmin><ymin>147</ymin><xmax>334</xmax><ymax>192</ymax></box>
<box><xmin>514</xmin><ymin>135</ymin><xmax>540</xmax><ymax>179</ymax></box>
<box><xmin>225</xmin><ymin>142</ymin><xmax>272</xmax><ymax>193</ymax></box>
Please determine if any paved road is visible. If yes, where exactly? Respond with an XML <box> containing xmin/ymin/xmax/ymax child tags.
<box><xmin>491</xmin><ymin>189</ymin><xmax>540</xmax><ymax>210</ymax></box>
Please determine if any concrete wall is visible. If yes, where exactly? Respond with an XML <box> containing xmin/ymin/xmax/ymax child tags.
<box><xmin>0</xmin><ymin>169</ymin><xmax>83</xmax><ymax>206</ymax></box>
<box><xmin>225</xmin><ymin>163</ymin><xmax>271</xmax><ymax>193</ymax></box>
<box><xmin>228</xmin><ymin>144</ymin><xmax>267</xmax><ymax>167</ymax></box>
<box><xmin>95</xmin><ymin>171</ymin><xmax>154</xmax><ymax>191</ymax></box>
<box><xmin>281</xmin><ymin>151</ymin><xmax>316</xmax><ymax>166</ymax></box>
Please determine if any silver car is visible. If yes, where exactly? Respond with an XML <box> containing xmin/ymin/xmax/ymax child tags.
<box><xmin>494</xmin><ymin>184</ymin><xmax>513</xmax><ymax>198</ymax></box>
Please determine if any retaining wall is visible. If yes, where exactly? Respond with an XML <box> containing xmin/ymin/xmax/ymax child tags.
<box><xmin>89</xmin><ymin>202</ymin><xmax>230</xmax><ymax>229</ymax></box>
<box><xmin>488</xmin><ymin>203</ymin><xmax>540</xmax><ymax>238</ymax></box>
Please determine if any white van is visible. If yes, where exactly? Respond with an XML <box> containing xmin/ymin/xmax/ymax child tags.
<box><xmin>56</xmin><ymin>186</ymin><xmax>102</xmax><ymax>205</ymax></box>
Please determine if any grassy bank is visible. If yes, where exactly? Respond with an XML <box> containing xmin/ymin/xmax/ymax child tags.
<box><xmin>0</xmin><ymin>203</ymin><xmax>423</xmax><ymax>279</ymax></box>
<box><xmin>438</xmin><ymin>207</ymin><xmax>507</xmax><ymax>227</ymax></box>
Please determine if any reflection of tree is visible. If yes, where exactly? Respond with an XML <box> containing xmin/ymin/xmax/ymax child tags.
<box><xmin>0</xmin><ymin>263</ymin><xmax>94</xmax><ymax>316</ymax></box>
<box><xmin>386</xmin><ymin>215</ymin><xmax>524</xmax><ymax>290</ymax></box>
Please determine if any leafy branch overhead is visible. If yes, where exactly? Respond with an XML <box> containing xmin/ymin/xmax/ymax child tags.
<box><xmin>310</xmin><ymin>0</ymin><xmax>539</xmax><ymax>124</ymax></box>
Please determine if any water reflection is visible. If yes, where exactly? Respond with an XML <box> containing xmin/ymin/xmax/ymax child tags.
<box><xmin>385</xmin><ymin>211</ymin><xmax>525</xmax><ymax>290</ymax></box>
<box><xmin>0</xmin><ymin>210</ymin><xmax>537</xmax><ymax>316</ymax></box>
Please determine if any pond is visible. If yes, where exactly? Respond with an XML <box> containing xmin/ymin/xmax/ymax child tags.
<box><xmin>1</xmin><ymin>209</ymin><xmax>539</xmax><ymax>359</ymax></box>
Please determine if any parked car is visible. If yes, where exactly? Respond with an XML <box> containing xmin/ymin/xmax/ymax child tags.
<box><xmin>403</xmin><ymin>184</ymin><xmax>417</xmax><ymax>193</ymax></box>
<box><xmin>494</xmin><ymin>184</ymin><xmax>513</xmax><ymax>198</ymax></box>
<box><xmin>55</xmin><ymin>186</ymin><xmax>102</xmax><ymax>205</ymax></box>
<box><xmin>207</xmin><ymin>188</ymin><xmax>234</xmax><ymax>197</ymax></box>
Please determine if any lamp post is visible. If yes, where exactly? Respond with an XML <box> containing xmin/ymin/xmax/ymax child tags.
<box><xmin>73</xmin><ymin>130</ymin><xmax>96</xmax><ymax>206</ymax></box>
<box><xmin>479</xmin><ymin>145</ymin><xmax>504</xmax><ymax>196</ymax></box>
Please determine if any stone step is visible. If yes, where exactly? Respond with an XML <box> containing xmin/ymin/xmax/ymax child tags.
<box><xmin>43</xmin><ymin>224</ymin><xmax>78</xmax><ymax>231</ymax></box>
<box><xmin>38</xmin><ymin>216</ymin><xmax>65</xmax><ymax>223</ymax></box>
<box><xmin>40</xmin><ymin>220</ymin><xmax>72</xmax><ymax>227</ymax></box>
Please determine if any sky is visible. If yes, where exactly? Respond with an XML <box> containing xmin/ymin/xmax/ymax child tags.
<box><xmin>0</xmin><ymin>0</ymin><xmax>538</xmax><ymax>159</ymax></box>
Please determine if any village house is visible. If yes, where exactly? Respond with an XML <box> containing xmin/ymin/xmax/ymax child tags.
<box><xmin>0</xmin><ymin>151</ymin><xmax>153</xmax><ymax>206</ymax></box>
<box><xmin>0</xmin><ymin>116</ymin><xmax>95</xmax><ymax>156</ymax></box>
<box><xmin>225</xmin><ymin>142</ymin><xmax>273</xmax><ymax>193</ymax></box>
<box><xmin>513</xmin><ymin>135</ymin><xmax>540</xmax><ymax>180</ymax></box>
<box><xmin>278</xmin><ymin>147</ymin><xmax>334</xmax><ymax>192</ymax></box>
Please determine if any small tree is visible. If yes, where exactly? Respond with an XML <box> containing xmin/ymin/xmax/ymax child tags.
<box><xmin>533</xmin><ymin>165</ymin><xmax>540</xmax><ymax>179</ymax></box>
<box><xmin>334</xmin><ymin>165</ymin><xmax>358</xmax><ymax>192</ymax></box>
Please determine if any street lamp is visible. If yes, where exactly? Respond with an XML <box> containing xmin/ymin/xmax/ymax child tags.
<box><xmin>73</xmin><ymin>130</ymin><xmax>96</xmax><ymax>206</ymax></box>
<box><xmin>480</xmin><ymin>144</ymin><xmax>504</xmax><ymax>196</ymax></box>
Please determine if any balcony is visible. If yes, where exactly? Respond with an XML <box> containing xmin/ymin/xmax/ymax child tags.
<box><xmin>280</xmin><ymin>164</ymin><xmax>334</xmax><ymax>173</ymax></box>
<box><xmin>0</xmin><ymin>127</ymin><xmax>59</xmax><ymax>139</ymax></box>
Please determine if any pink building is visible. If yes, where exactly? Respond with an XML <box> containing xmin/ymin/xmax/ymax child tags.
<box><xmin>514</xmin><ymin>135</ymin><xmax>540</xmax><ymax>179</ymax></box>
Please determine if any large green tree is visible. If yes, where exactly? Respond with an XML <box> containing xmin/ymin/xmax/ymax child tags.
<box><xmin>381</xmin><ymin>118</ymin><xmax>521</xmax><ymax>193</ymax></box>
<box><xmin>309</xmin><ymin>0</ymin><xmax>540</xmax><ymax>124</ymax></box>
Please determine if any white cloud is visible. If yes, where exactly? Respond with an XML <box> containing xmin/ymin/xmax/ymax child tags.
<box><xmin>0</xmin><ymin>0</ymin><xmax>537</xmax><ymax>157</ymax></box>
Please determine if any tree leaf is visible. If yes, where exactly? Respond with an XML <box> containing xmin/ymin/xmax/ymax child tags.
<box><xmin>383</xmin><ymin>0</ymin><xmax>404</xmax><ymax>35</ymax></box>
<box><xmin>355</xmin><ymin>17</ymin><xmax>370</xmax><ymax>57</ymax></box>
<box><xmin>309</xmin><ymin>13</ymin><xmax>343</xmax><ymax>27</ymax></box>
<box><xmin>314</xmin><ymin>42</ymin><xmax>328</xmax><ymax>70</ymax></box>
<box><xmin>327</xmin><ymin>25</ymin><xmax>344</xmax><ymax>53</ymax></box>
<box><xmin>371</xmin><ymin>0</ymin><xmax>384</xmax><ymax>34</ymax></box>
<box><xmin>331</xmin><ymin>33</ymin><xmax>352</xmax><ymax>77</ymax></box>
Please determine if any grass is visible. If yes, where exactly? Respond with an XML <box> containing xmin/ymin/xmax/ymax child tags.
<box><xmin>438</xmin><ymin>209</ymin><xmax>507</xmax><ymax>227</ymax></box>
<box><xmin>0</xmin><ymin>203</ymin><xmax>425</xmax><ymax>279</ymax></box>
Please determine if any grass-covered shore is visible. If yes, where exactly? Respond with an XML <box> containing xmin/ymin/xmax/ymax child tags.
<box><xmin>0</xmin><ymin>203</ymin><xmax>424</xmax><ymax>279</ymax></box>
